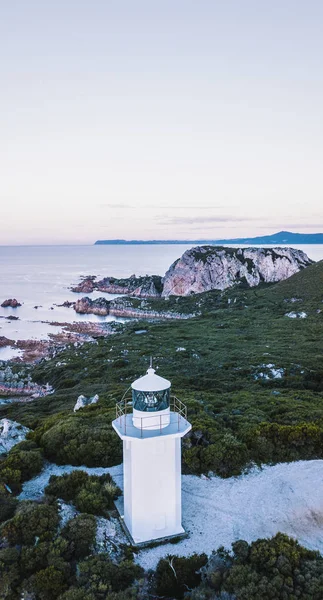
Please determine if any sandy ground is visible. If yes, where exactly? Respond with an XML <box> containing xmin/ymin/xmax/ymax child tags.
<box><xmin>19</xmin><ymin>459</ymin><xmax>323</xmax><ymax>570</ymax></box>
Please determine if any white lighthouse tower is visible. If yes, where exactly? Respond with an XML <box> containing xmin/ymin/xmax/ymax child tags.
<box><xmin>112</xmin><ymin>365</ymin><xmax>191</xmax><ymax>544</ymax></box>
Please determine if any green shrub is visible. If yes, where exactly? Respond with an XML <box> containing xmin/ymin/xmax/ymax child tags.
<box><xmin>45</xmin><ymin>470</ymin><xmax>121</xmax><ymax>516</ymax></box>
<box><xmin>200</xmin><ymin>433</ymin><xmax>249</xmax><ymax>477</ymax></box>
<box><xmin>58</xmin><ymin>589</ymin><xmax>96</xmax><ymax>600</ymax></box>
<box><xmin>61</xmin><ymin>514</ymin><xmax>96</xmax><ymax>559</ymax></box>
<box><xmin>1</xmin><ymin>501</ymin><xmax>59</xmax><ymax>546</ymax></box>
<box><xmin>0</xmin><ymin>491</ymin><xmax>18</xmax><ymax>524</ymax></box>
<box><xmin>77</xmin><ymin>554</ymin><xmax>144</xmax><ymax>596</ymax></box>
<box><xmin>190</xmin><ymin>533</ymin><xmax>323</xmax><ymax>600</ymax></box>
<box><xmin>0</xmin><ymin>547</ymin><xmax>21</xmax><ymax>599</ymax></box>
<box><xmin>0</xmin><ymin>440</ymin><xmax>44</xmax><ymax>495</ymax></box>
<box><xmin>28</xmin><ymin>565</ymin><xmax>68</xmax><ymax>600</ymax></box>
<box><xmin>40</xmin><ymin>417</ymin><xmax>122</xmax><ymax>467</ymax></box>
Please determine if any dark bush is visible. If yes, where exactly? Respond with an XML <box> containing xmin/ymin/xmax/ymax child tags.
<box><xmin>190</xmin><ymin>533</ymin><xmax>323</xmax><ymax>600</ymax></box>
<box><xmin>0</xmin><ymin>491</ymin><xmax>18</xmax><ymax>524</ymax></box>
<box><xmin>40</xmin><ymin>417</ymin><xmax>122</xmax><ymax>467</ymax></box>
<box><xmin>1</xmin><ymin>501</ymin><xmax>59</xmax><ymax>546</ymax></box>
<box><xmin>45</xmin><ymin>470</ymin><xmax>121</xmax><ymax>516</ymax></box>
<box><xmin>155</xmin><ymin>553</ymin><xmax>207</xmax><ymax>599</ymax></box>
<box><xmin>78</xmin><ymin>554</ymin><xmax>144</xmax><ymax>596</ymax></box>
<box><xmin>28</xmin><ymin>565</ymin><xmax>69</xmax><ymax>600</ymax></box>
<box><xmin>62</xmin><ymin>514</ymin><xmax>96</xmax><ymax>559</ymax></box>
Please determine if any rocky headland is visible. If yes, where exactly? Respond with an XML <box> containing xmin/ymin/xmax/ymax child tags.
<box><xmin>71</xmin><ymin>246</ymin><xmax>313</xmax><ymax>299</ymax></box>
<box><xmin>161</xmin><ymin>246</ymin><xmax>313</xmax><ymax>296</ymax></box>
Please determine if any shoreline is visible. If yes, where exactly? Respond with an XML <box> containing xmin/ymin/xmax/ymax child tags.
<box><xmin>0</xmin><ymin>319</ymin><xmax>117</xmax><ymax>364</ymax></box>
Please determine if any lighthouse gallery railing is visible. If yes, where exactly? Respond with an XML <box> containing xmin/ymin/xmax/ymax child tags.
<box><xmin>115</xmin><ymin>395</ymin><xmax>188</xmax><ymax>437</ymax></box>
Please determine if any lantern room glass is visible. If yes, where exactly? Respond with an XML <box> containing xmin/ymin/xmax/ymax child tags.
<box><xmin>132</xmin><ymin>388</ymin><xmax>170</xmax><ymax>412</ymax></box>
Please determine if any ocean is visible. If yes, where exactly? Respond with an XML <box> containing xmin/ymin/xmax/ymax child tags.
<box><xmin>0</xmin><ymin>243</ymin><xmax>322</xmax><ymax>360</ymax></box>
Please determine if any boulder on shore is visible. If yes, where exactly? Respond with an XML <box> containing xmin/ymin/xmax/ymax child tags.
<box><xmin>1</xmin><ymin>298</ymin><xmax>22</xmax><ymax>308</ymax></box>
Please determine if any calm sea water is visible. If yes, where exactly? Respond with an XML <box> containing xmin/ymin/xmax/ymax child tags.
<box><xmin>0</xmin><ymin>244</ymin><xmax>322</xmax><ymax>358</ymax></box>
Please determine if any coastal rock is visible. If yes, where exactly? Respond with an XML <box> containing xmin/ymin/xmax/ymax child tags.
<box><xmin>71</xmin><ymin>274</ymin><xmax>162</xmax><ymax>298</ymax></box>
<box><xmin>1</xmin><ymin>298</ymin><xmax>22</xmax><ymax>308</ymax></box>
<box><xmin>96</xmin><ymin>275</ymin><xmax>162</xmax><ymax>298</ymax></box>
<box><xmin>56</xmin><ymin>301</ymin><xmax>75</xmax><ymax>308</ymax></box>
<box><xmin>0</xmin><ymin>418</ymin><xmax>30</xmax><ymax>454</ymax></box>
<box><xmin>74</xmin><ymin>393</ymin><xmax>99</xmax><ymax>412</ymax></box>
<box><xmin>71</xmin><ymin>276</ymin><xmax>96</xmax><ymax>293</ymax></box>
<box><xmin>162</xmin><ymin>246</ymin><xmax>313</xmax><ymax>296</ymax></box>
<box><xmin>0</xmin><ymin>336</ymin><xmax>15</xmax><ymax>348</ymax></box>
<box><xmin>73</xmin><ymin>296</ymin><xmax>193</xmax><ymax>320</ymax></box>
<box><xmin>74</xmin><ymin>296</ymin><xmax>110</xmax><ymax>316</ymax></box>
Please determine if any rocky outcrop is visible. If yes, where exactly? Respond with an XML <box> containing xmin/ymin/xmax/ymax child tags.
<box><xmin>0</xmin><ymin>419</ymin><xmax>30</xmax><ymax>454</ymax></box>
<box><xmin>74</xmin><ymin>393</ymin><xmax>99</xmax><ymax>412</ymax></box>
<box><xmin>74</xmin><ymin>297</ymin><xmax>110</xmax><ymax>316</ymax></box>
<box><xmin>162</xmin><ymin>246</ymin><xmax>313</xmax><ymax>296</ymax></box>
<box><xmin>71</xmin><ymin>276</ymin><xmax>96</xmax><ymax>293</ymax></box>
<box><xmin>96</xmin><ymin>275</ymin><xmax>162</xmax><ymax>298</ymax></box>
<box><xmin>56</xmin><ymin>301</ymin><xmax>75</xmax><ymax>308</ymax></box>
<box><xmin>1</xmin><ymin>298</ymin><xmax>21</xmax><ymax>308</ymax></box>
<box><xmin>71</xmin><ymin>274</ymin><xmax>162</xmax><ymax>298</ymax></box>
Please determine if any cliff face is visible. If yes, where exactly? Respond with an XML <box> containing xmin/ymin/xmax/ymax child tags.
<box><xmin>161</xmin><ymin>246</ymin><xmax>313</xmax><ymax>296</ymax></box>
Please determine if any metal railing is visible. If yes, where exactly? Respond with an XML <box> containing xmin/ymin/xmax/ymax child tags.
<box><xmin>115</xmin><ymin>395</ymin><xmax>188</xmax><ymax>438</ymax></box>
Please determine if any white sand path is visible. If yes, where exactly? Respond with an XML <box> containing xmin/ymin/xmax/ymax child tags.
<box><xmin>19</xmin><ymin>459</ymin><xmax>323</xmax><ymax>570</ymax></box>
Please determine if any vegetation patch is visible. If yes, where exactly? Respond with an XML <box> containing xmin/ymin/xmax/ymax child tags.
<box><xmin>45</xmin><ymin>470</ymin><xmax>121</xmax><ymax>516</ymax></box>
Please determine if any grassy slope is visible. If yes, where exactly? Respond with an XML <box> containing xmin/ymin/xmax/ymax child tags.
<box><xmin>1</xmin><ymin>261</ymin><xmax>323</xmax><ymax>475</ymax></box>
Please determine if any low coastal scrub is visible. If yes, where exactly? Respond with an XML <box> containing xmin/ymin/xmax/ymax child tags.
<box><xmin>151</xmin><ymin>533</ymin><xmax>323</xmax><ymax>599</ymax></box>
<box><xmin>37</xmin><ymin>413</ymin><xmax>122</xmax><ymax>467</ymax></box>
<box><xmin>0</xmin><ymin>440</ymin><xmax>43</xmax><ymax>494</ymax></box>
<box><xmin>45</xmin><ymin>470</ymin><xmax>121</xmax><ymax>516</ymax></box>
<box><xmin>154</xmin><ymin>553</ymin><xmax>208</xmax><ymax>598</ymax></box>
<box><xmin>187</xmin><ymin>533</ymin><xmax>323</xmax><ymax>600</ymax></box>
<box><xmin>0</xmin><ymin>498</ymin><xmax>142</xmax><ymax>600</ymax></box>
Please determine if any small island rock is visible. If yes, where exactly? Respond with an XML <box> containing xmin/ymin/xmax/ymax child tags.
<box><xmin>1</xmin><ymin>298</ymin><xmax>22</xmax><ymax>308</ymax></box>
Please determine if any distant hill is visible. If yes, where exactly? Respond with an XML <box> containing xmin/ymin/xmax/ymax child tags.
<box><xmin>94</xmin><ymin>231</ymin><xmax>323</xmax><ymax>245</ymax></box>
<box><xmin>94</xmin><ymin>239</ymin><xmax>212</xmax><ymax>245</ymax></box>
<box><xmin>212</xmin><ymin>231</ymin><xmax>323</xmax><ymax>244</ymax></box>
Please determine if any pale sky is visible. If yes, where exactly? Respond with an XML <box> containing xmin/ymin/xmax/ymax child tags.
<box><xmin>1</xmin><ymin>0</ymin><xmax>323</xmax><ymax>244</ymax></box>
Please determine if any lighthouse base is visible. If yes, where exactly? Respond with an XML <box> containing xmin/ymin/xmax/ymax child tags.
<box><xmin>115</xmin><ymin>496</ymin><xmax>188</xmax><ymax>547</ymax></box>
<box><xmin>121</xmin><ymin>435</ymin><xmax>184</xmax><ymax>544</ymax></box>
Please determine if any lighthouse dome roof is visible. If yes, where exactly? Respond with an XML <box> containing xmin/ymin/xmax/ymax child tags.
<box><xmin>131</xmin><ymin>368</ymin><xmax>171</xmax><ymax>392</ymax></box>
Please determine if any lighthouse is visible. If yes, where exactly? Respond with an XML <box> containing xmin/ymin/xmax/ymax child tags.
<box><xmin>112</xmin><ymin>365</ymin><xmax>191</xmax><ymax>544</ymax></box>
